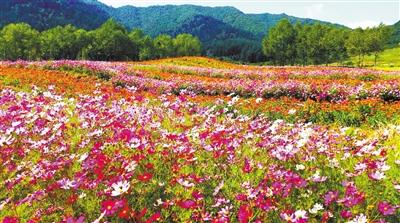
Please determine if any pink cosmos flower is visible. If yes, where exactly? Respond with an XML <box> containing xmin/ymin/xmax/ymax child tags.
<box><xmin>66</xmin><ymin>216</ymin><xmax>85</xmax><ymax>223</ymax></box>
<box><xmin>377</xmin><ymin>201</ymin><xmax>396</xmax><ymax>216</ymax></box>
<box><xmin>324</xmin><ymin>191</ymin><xmax>339</xmax><ymax>206</ymax></box>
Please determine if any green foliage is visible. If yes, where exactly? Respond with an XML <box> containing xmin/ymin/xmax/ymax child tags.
<box><xmin>0</xmin><ymin>23</ymin><xmax>40</xmax><ymax>60</ymax></box>
<box><xmin>173</xmin><ymin>34</ymin><xmax>201</xmax><ymax>57</ymax></box>
<box><xmin>263</xmin><ymin>19</ymin><xmax>392</xmax><ymax>66</ymax></box>
<box><xmin>0</xmin><ymin>0</ymin><xmax>109</xmax><ymax>31</ymax></box>
<box><xmin>40</xmin><ymin>25</ymin><xmax>91</xmax><ymax>60</ymax></box>
<box><xmin>153</xmin><ymin>34</ymin><xmax>174</xmax><ymax>59</ymax></box>
<box><xmin>262</xmin><ymin>19</ymin><xmax>297</xmax><ymax>65</ymax></box>
<box><xmin>84</xmin><ymin>19</ymin><xmax>135</xmax><ymax>61</ymax></box>
<box><xmin>346</xmin><ymin>25</ymin><xmax>393</xmax><ymax>67</ymax></box>
<box><xmin>0</xmin><ymin>1</ymin><xmax>348</xmax><ymax>63</ymax></box>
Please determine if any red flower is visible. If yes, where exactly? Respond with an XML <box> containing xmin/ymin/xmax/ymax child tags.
<box><xmin>377</xmin><ymin>201</ymin><xmax>396</xmax><ymax>216</ymax></box>
<box><xmin>118</xmin><ymin>206</ymin><xmax>131</xmax><ymax>219</ymax></box>
<box><xmin>137</xmin><ymin>173</ymin><xmax>153</xmax><ymax>182</ymax></box>
<box><xmin>146</xmin><ymin>212</ymin><xmax>161</xmax><ymax>223</ymax></box>
<box><xmin>238</xmin><ymin>205</ymin><xmax>253</xmax><ymax>223</ymax></box>
<box><xmin>101</xmin><ymin>200</ymin><xmax>118</xmax><ymax>216</ymax></box>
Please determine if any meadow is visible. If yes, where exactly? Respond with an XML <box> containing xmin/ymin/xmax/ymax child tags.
<box><xmin>0</xmin><ymin>57</ymin><xmax>399</xmax><ymax>222</ymax></box>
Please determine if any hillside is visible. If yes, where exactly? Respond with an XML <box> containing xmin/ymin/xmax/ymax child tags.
<box><xmin>390</xmin><ymin>21</ymin><xmax>400</xmax><ymax>45</ymax></box>
<box><xmin>0</xmin><ymin>0</ymin><xmax>343</xmax><ymax>39</ymax></box>
<box><xmin>0</xmin><ymin>0</ymin><xmax>109</xmax><ymax>30</ymax></box>
<box><xmin>348</xmin><ymin>47</ymin><xmax>400</xmax><ymax>69</ymax></box>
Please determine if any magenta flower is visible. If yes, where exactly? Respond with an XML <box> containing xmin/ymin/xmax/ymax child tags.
<box><xmin>324</xmin><ymin>191</ymin><xmax>339</xmax><ymax>206</ymax></box>
<box><xmin>178</xmin><ymin>200</ymin><xmax>197</xmax><ymax>209</ymax></box>
<box><xmin>238</xmin><ymin>204</ymin><xmax>253</xmax><ymax>223</ymax></box>
<box><xmin>242</xmin><ymin>158</ymin><xmax>252</xmax><ymax>173</ymax></box>
<box><xmin>2</xmin><ymin>217</ymin><xmax>19</xmax><ymax>223</ymax></box>
<box><xmin>340</xmin><ymin>210</ymin><xmax>352</xmax><ymax>219</ymax></box>
<box><xmin>66</xmin><ymin>216</ymin><xmax>85</xmax><ymax>223</ymax></box>
<box><xmin>377</xmin><ymin>201</ymin><xmax>396</xmax><ymax>216</ymax></box>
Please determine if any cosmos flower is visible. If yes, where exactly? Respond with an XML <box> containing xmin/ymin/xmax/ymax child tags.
<box><xmin>238</xmin><ymin>205</ymin><xmax>253</xmax><ymax>223</ymax></box>
<box><xmin>346</xmin><ymin>214</ymin><xmax>368</xmax><ymax>223</ymax></box>
<box><xmin>308</xmin><ymin>203</ymin><xmax>323</xmax><ymax>214</ymax></box>
<box><xmin>324</xmin><ymin>191</ymin><xmax>339</xmax><ymax>206</ymax></box>
<box><xmin>137</xmin><ymin>173</ymin><xmax>153</xmax><ymax>182</ymax></box>
<box><xmin>111</xmin><ymin>180</ymin><xmax>130</xmax><ymax>196</ymax></box>
<box><xmin>377</xmin><ymin>201</ymin><xmax>396</xmax><ymax>216</ymax></box>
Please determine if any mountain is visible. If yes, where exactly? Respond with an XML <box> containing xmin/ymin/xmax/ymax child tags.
<box><xmin>390</xmin><ymin>21</ymin><xmax>400</xmax><ymax>45</ymax></box>
<box><xmin>109</xmin><ymin>4</ymin><xmax>343</xmax><ymax>39</ymax></box>
<box><xmin>166</xmin><ymin>15</ymin><xmax>257</xmax><ymax>43</ymax></box>
<box><xmin>0</xmin><ymin>0</ymin><xmax>344</xmax><ymax>38</ymax></box>
<box><xmin>0</xmin><ymin>0</ymin><xmax>109</xmax><ymax>30</ymax></box>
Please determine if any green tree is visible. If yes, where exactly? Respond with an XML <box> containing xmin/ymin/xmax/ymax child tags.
<box><xmin>322</xmin><ymin>27</ymin><xmax>349</xmax><ymax>65</ymax></box>
<box><xmin>0</xmin><ymin>23</ymin><xmax>40</xmax><ymax>60</ymax></box>
<box><xmin>86</xmin><ymin>19</ymin><xmax>135</xmax><ymax>61</ymax></box>
<box><xmin>294</xmin><ymin>23</ymin><xmax>311</xmax><ymax>65</ymax></box>
<box><xmin>365</xmin><ymin>24</ymin><xmax>393</xmax><ymax>66</ymax></box>
<box><xmin>262</xmin><ymin>19</ymin><xmax>296</xmax><ymax>65</ymax></box>
<box><xmin>153</xmin><ymin>34</ymin><xmax>174</xmax><ymax>59</ymax></box>
<box><xmin>128</xmin><ymin>28</ymin><xmax>146</xmax><ymax>60</ymax></box>
<box><xmin>346</xmin><ymin>28</ymin><xmax>367</xmax><ymax>67</ymax></box>
<box><xmin>40</xmin><ymin>25</ymin><xmax>90</xmax><ymax>60</ymax></box>
<box><xmin>173</xmin><ymin>34</ymin><xmax>201</xmax><ymax>57</ymax></box>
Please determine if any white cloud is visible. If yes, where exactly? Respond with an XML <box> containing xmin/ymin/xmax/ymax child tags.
<box><xmin>347</xmin><ymin>20</ymin><xmax>385</xmax><ymax>29</ymax></box>
<box><xmin>305</xmin><ymin>3</ymin><xmax>324</xmax><ymax>19</ymax></box>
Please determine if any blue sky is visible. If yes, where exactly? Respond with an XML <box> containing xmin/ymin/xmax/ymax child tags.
<box><xmin>98</xmin><ymin>0</ymin><xmax>400</xmax><ymax>28</ymax></box>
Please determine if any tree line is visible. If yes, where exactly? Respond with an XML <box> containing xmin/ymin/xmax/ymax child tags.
<box><xmin>0</xmin><ymin>19</ymin><xmax>201</xmax><ymax>61</ymax></box>
<box><xmin>262</xmin><ymin>19</ymin><xmax>393</xmax><ymax>66</ymax></box>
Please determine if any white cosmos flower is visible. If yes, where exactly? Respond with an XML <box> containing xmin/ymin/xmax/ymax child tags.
<box><xmin>369</xmin><ymin>171</ymin><xmax>385</xmax><ymax>180</ymax></box>
<box><xmin>255</xmin><ymin>98</ymin><xmax>263</xmax><ymax>103</ymax></box>
<box><xmin>288</xmin><ymin>109</ymin><xmax>297</xmax><ymax>115</ymax></box>
<box><xmin>125</xmin><ymin>161</ymin><xmax>137</xmax><ymax>172</ymax></box>
<box><xmin>296</xmin><ymin>164</ymin><xmax>305</xmax><ymax>171</ymax></box>
<box><xmin>111</xmin><ymin>180</ymin><xmax>130</xmax><ymax>196</ymax></box>
<box><xmin>294</xmin><ymin>210</ymin><xmax>308</xmax><ymax>219</ymax></box>
<box><xmin>347</xmin><ymin>214</ymin><xmax>368</xmax><ymax>223</ymax></box>
<box><xmin>309</xmin><ymin>203</ymin><xmax>324</xmax><ymax>214</ymax></box>
<box><xmin>177</xmin><ymin>178</ymin><xmax>195</xmax><ymax>188</ymax></box>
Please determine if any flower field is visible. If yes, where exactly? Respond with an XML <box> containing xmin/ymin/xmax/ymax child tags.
<box><xmin>0</xmin><ymin>57</ymin><xmax>399</xmax><ymax>222</ymax></box>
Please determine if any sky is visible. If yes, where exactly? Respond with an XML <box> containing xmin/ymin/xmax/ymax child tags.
<box><xmin>98</xmin><ymin>0</ymin><xmax>400</xmax><ymax>28</ymax></box>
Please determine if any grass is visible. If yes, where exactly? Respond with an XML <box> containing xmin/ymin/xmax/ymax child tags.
<box><xmin>350</xmin><ymin>46</ymin><xmax>400</xmax><ymax>69</ymax></box>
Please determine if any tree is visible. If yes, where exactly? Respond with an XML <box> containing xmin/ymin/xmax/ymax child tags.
<box><xmin>262</xmin><ymin>19</ymin><xmax>296</xmax><ymax>65</ymax></box>
<box><xmin>40</xmin><ymin>25</ymin><xmax>90</xmax><ymax>60</ymax></box>
<box><xmin>322</xmin><ymin>27</ymin><xmax>349</xmax><ymax>65</ymax></box>
<box><xmin>294</xmin><ymin>23</ymin><xmax>310</xmax><ymax>65</ymax></box>
<box><xmin>129</xmin><ymin>29</ymin><xmax>146</xmax><ymax>60</ymax></box>
<box><xmin>173</xmin><ymin>34</ymin><xmax>201</xmax><ymax>57</ymax></box>
<box><xmin>153</xmin><ymin>34</ymin><xmax>174</xmax><ymax>59</ymax></box>
<box><xmin>365</xmin><ymin>24</ymin><xmax>393</xmax><ymax>66</ymax></box>
<box><xmin>346</xmin><ymin>28</ymin><xmax>367</xmax><ymax>67</ymax></box>
<box><xmin>0</xmin><ymin>23</ymin><xmax>40</xmax><ymax>60</ymax></box>
<box><xmin>86</xmin><ymin>19</ymin><xmax>135</xmax><ymax>61</ymax></box>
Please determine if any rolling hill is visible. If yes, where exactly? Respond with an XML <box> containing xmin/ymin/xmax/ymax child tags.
<box><xmin>390</xmin><ymin>21</ymin><xmax>400</xmax><ymax>45</ymax></box>
<box><xmin>0</xmin><ymin>0</ymin><xmax>109</xmax><ymax>30</ymax></box>
<box><xmin>0</xmin><ymin>0</ymin><xmax>343</xmax><ymax>39</ymax></box>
